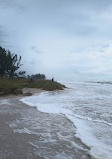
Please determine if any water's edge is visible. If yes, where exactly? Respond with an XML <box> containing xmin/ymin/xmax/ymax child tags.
<box><xmin>20</xmin><ymin>82</ymin><xmax>112</xmax><ymax>159</ymax></box>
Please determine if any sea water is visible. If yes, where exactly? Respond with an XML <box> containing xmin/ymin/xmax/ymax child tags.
<box><xmin>20</xmin><ymin>81</ymin><xmax>112</xmax><ymax>159</ymax></box>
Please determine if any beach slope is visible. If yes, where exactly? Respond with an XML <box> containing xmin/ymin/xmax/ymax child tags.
<box><xmin>0</xmin><ymin>95</ymin><xmax>90</xmax><ymax>159</ymax></box>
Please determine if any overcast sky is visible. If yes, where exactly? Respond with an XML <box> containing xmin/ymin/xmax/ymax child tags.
<box><xmin>0</xmin><ymin>0</ymin><xmax>112</xmax><ymax>81</ymax></box>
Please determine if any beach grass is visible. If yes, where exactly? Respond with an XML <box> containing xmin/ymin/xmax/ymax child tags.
<box><xmin>0</xmin><ymin>77</ymin><xmax>65</xmax><ymax>96</ymax></box>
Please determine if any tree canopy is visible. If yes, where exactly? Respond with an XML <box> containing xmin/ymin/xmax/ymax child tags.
<box><xmin>31</xmin><ymin>73</ymin><xmax>46</xmax><ymax>80</ymax></box>
<box><xmin>0</xmin><ymin>46</ymin><xmax>25</xmax><ymax>78</ymax></box>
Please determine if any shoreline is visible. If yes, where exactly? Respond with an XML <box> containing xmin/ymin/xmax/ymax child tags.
<box><xmin>0</xmin><ymin>90</ymin><xmax>91</xmax><ymax>159</ymax></box>
<box><xmin>0</xmin><ymin>88</ymin><xmax>45</xmax><ymax>100</ymax></box>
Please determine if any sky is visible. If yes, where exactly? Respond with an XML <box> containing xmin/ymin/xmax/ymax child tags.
<box><xmin>0</xmin><ymin>0</ymin><xmax>112</xmax><ymax>81</ymax></box>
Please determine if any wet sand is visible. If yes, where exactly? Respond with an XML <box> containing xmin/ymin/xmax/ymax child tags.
<box><xmin>0</xmin><ymin>90</ymin><xmax>91</xmax><ymax>159</ymax></box>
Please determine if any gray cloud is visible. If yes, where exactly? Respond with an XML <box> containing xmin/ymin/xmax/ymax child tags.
<box><xmin>31</xmin><ymin>46</ymin><xmax>43</xmax><ymax>54</ymax></box>
<box><xmin>0</xmin><ymin>0</ymin><xmax>27</xmax><ymax>11</ymax></box>
<box><xmin>0</xmin><ymin>0</ymin><xmax>112</xmax><ymax>80</ymax></box>
<box><xmin>0</xmin><ymin>25</ymin><xmax>8</xmax><ymax>45</ymax></box>
<box><xmin>0</xmin><ymin>26</ymin><xmax>7</xmax><ymax>37</ymax></box>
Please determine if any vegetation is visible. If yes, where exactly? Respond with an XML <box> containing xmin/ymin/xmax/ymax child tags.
<box><xmin>26</xmin><ymin>79</ymin><xmax>65</xmax><ymax>91</ymax></box>
<box><xmin>30</xmin><ymin>74</ymin><xmax>46</xmax><ymax>80</ymax></box>
<box><xmin>0</xmin><ymin>46</ymin><xmax>25</xmax><ymax>78</ymax></box>
<box><xmin>0</xmin><ymin>78</ymin><xmax>65</xmax><ymax>96</ymax></box>
<box><xmin>0</xmin><ymin>46</ymin><xmax>65</xmax><ymax>96</ymax></box>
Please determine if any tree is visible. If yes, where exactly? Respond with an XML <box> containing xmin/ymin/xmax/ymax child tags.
<box><xmin>0</xmin><ymin>46</ymin><xmax>24</xmax><ymax>78</ymax></box>
<box><xmin>31</xmin><ymin>73</ymin><xmax>46</xmax><ymax>80</ymax></box>
<box><xmin>18</xmin><ymin>71</ymin><xmax>26</xmax><ymax>78</ymax></box>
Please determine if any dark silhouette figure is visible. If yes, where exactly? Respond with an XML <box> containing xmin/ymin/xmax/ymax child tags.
<box><xmin>52</xmin><ymin>77</ymin><xmax>54</xmax><ymax>82</ymax></box>
<box><xmin>29</xmin><ymin>77</ymin><xmax>34</xmax><ymax>84</ymax></box>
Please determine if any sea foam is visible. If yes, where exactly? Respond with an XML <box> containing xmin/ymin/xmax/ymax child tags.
<box><xmin>20</xmin><ymin>82</ymin><xmax>112</xmax><ymax>159</ymax></box>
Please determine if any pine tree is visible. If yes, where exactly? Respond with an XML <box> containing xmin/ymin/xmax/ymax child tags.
<box><xmin>0</xmin><ymin>46</ymin><xmax>24</xmax><ymax>78</ymax></box>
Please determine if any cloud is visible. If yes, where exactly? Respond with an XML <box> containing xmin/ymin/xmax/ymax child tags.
<box><xmin>0</xmin><ymin>26</ymin><xmax>6</xmax><ymax>37</ymax></box>
<box><xmin>31</xmin><ymin>46</ymin><xmax>43</xmax><ymax>54</ymax></box>
<box><xmin>0</xmin><ymin>25</ymin><xmax>8</xmax><ymax>45</ymax></box>
<box><xmin>0</xmin><ymin>0</ymin><xmax>112</xmax><ymax>80</ymax></box>
<box><xmin>0</xmin><ymin>0</ymin><xmax>27</xmax><ymax>11</ymax></box>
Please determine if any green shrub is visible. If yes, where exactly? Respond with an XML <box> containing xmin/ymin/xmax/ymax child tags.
<box><xmin>0</xmin><ymin>78</ymin><xmax>65</xmax><ymax>96</ymax></box>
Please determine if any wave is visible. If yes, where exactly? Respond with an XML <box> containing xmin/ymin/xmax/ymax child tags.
<box><xmin>20</xmin><ymin>82</ymin><xmax>112</xmax><ymax>159</ymax></box>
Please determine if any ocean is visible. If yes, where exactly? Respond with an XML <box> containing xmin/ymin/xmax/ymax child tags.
<box><xmin>20</xmin><ymin>81</ymin><xmax>112</xmax><ymax>159</ymax></box>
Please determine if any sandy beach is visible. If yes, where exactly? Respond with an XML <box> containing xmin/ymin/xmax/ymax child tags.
<box><xmin>0</xmin><ymin>89</ymin><xmax>91</xmax><ymax>159</ymax></box>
